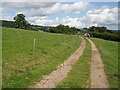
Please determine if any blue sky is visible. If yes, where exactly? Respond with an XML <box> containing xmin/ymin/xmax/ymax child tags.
<box><xmin>1</xmin><ymin>2</ymin><xmax>118</xmax><ymax>30</ymax></box>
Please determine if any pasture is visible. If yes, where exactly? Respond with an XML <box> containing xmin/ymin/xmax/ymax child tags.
<box><xmin>2</xmin><ymin>27</ymin><xmax>81</xmax><ymax>88</ymax></box>
<box><xmin>2</xmin><ymin>27</ymin><xmax>118</xmax><ymax>88</ymax></box>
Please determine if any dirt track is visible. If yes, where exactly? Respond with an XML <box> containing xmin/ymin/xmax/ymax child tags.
<box><xmin>29</xmin><ymin>37</ymin><xmax>86</xmax><ymax>88</ymax></box>
<box><xmin>88</xmin><ymin>38</ymin><xmax>109</xmax><ymax>88</ymax></box>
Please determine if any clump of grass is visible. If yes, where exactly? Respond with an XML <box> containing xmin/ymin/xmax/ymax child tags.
<box><xmin>56</xmin><ymin>40</ymin><xmax>91</xmax><ymax>88</ymax></box>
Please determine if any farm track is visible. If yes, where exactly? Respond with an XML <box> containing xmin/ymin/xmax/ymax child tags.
<box><xmin>88</xmin><ymin>38</ymin><xmax>109</xmax><ymax>88</ymax></box>
<box><xmin>29</xmin><ymin>37</ymin><xmax>86</xmax><ymax>88</ymax></box>
<box><xmin>29</xmin><ymin>37</ymin><xmax>109</xmax><ymax>88</ymax></box>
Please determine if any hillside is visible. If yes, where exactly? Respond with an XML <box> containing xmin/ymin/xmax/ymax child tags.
<box><xmin>1</xmin><ymin>1</ymin><xmax>119</xmax><ymax>88</ymax></box>
<box><xmin>2</xmin><ymin>27</ymin><xmax>118</xmax><ymax>88</ymax></box>
<box><xmin>2</xmin><ymin>27</ymin><xmax>81</xmax><ymax>88</ymax></box>
<box><xmin>0</xmin><ymin>20</ymin><xmax>49</xmax><ymax>31</ymax></box>
<box><xmin>0</xmin><ymin>20</ymin><xmax>16</xmax><ymax>28</ymax></box>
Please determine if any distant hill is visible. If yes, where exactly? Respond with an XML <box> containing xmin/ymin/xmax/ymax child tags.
<box><xmin>1</xmin><ymin>20</ymin><xmax>119</xmax><ymax>42</ymax></box>
<box><xmin>0</xmin><ymin>20</ymin><xmax>50</xmax><ymax>31</ymax></box>
<box><xmin>112</xmin><ymin>30</ymin><xmax>120</xmax><ymax>32</ymax></box>
<box><xmin>2</xmin><ymin>27</ymin><xmax>81</xmax><ymax>88</ymax></box>
<box><xmin>0</xmin><ymin>20</ymin><xmax>17</xmax><ymax>28</ymax></box>
<box><xmin>0</xmin><ymin>20</ymin><xmax>79</xmax><ymax>34</ymax></box>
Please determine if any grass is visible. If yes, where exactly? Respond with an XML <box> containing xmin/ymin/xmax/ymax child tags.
<box><xmin>56</xmin><ymin>40</ymin><xmax>91</xmax><ymax>88</ymax></box>
<box><xmin>2</xmin><ymin>27</ymin><xmax>81</xmax><ymax>88</ymax></box>
<box><xmin>91</xmin><ymin>38</ymin><xmax>118</xmax><ymax>88</ymax></box>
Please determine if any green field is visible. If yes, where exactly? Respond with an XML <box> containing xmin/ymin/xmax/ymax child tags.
<box><xmin>2</xmin><ymin>27</ymin><xmax>81</xmax><ymax>88</ymax></box>
<box><xmin>92</xmin><ymin>38</ymin><xmax>118</xmax><ymax>88</ymax></box>
<box><xmin>2</xmin><ymin>27</ymin><xmax>118</xmax><ymax>88</ymax></box>
<box><xmin>56</xmin><ymin>40</ymin><xmax>91</xmax><ymax>88</ymax></box>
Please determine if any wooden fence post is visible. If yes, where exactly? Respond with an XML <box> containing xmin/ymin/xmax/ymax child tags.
<box><xmin>64</xmin><ymin>34</ymin><xmax>65</xmax><ymax>44</ymax></box>
<box><xmin>32</xmin><ymin>38</ymin><xmax>35</xmax><ymax>55</ymax></box>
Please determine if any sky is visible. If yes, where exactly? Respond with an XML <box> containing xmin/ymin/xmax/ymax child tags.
<box><xmin>0</xmin><ymin>1</ymin><xmax>119</xmax><ymax>30</ymax></box>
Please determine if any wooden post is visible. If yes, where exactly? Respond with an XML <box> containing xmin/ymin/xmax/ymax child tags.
<box><xmin>32</xmin><ymin>38</ymin><xmax>35</xmax><ymax>55</ymax></box>
<box><xmin>64</xmin><ymin>34</ymin><xmax>65</xmax><ymax>45</ymax></box>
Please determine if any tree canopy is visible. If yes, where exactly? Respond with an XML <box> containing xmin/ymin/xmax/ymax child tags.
<box><xmin>13</xmin><ymin>14</ymin><xmax>30</xmax><ymax>30</ymax></box>
<box><xmin>49</xmin><ymin>24</ymin><xmax>78</xmax><ymax>34</ymax></box>
<box><xmin>88</xmin><ymin>26</ymin><xmax>112</xmax><ymax>33</ymax></box>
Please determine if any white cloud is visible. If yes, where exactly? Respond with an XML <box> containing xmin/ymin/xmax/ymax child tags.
<box><xmin>79</xmin><ymin>7</ymin><xmax>118</xmax><ymax>29</ymax></box>
<box><xmin>2</xmin><ymin>2</ymin><xmax>56</xmax><ymax>10</ymax></box>
<box><xmin>16</xmin><ymin>11</ymin><xmax>25</xmax><ymax>15</ymax></box>
<box><xmin>29</xmin><ymin>16</ymin><xmax>83</xmax><ymax>28</ymax></box>
<box><xmin>30</xmin><ymin>2</ymin><xmax>89</xmax><ymax>16</ymax></box>
<box><xmin>86</xmin><ymin>7</ymin><xmax>117</xmax><ymax>24</ymax></box>
<box><xmin>55</xmin><ymin>17</ymin><xmax>59</xmax><ymax>20</ymax></box>
<box><xmin>1</xmin><ymin>2</ymin><xmax>118</xmax><ymax>30</ymax></box>
<box><xmin>29</xmin><ymin>6</ymin><xmax>118</xmax><ymax>29</ymax></box>
<box><xmin>2</xmin><ymin>2</ymin><xmax>89</xmax><ymax>16</ymax></box>
<box><xmin>2</xmin><ymin>0</ymin><xmax>119</xmax><ymax>2</ymax></box>
<box><xmin>0</xmin><ymin>8</ymin><xmax>4</xmax><ymax>11</ymax></box>
<box><xmin>28</xmin><ymin>16</ymin><xmax>48</xmax><ymax>24</ymax></box>
<box><xmin>1</xmin><ymin>16</ymin><xmax>12</xmax><ymax>20</ymax></box>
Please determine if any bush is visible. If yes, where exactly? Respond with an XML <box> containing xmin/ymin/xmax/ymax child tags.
<box><xmin>49</xmin><ymin>24</ymin><xmax>78</xmax><ymax>35</ymax></box>
<box><xmin>89</xmin><ymin>32</ymin><xmax>120</xmax><ymax>42</ymax></box>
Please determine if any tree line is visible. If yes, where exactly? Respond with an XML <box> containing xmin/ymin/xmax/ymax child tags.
<box><xmin>1</xmin><ymin>14</ymin><xmax>78</xmax><ymax>35</ymax></box>
<box><xmin>49</xmin><ymin>24</ymin><xmax>78</xmax><ymax>34</ymax></box>
<box><xmin>1</xmin><ymin>14</ymin><xmax>31</xmax><ymax>30</ymax></box>
<box><xmin>1</xmin><ymin>14</ymin><xmax>119</xmax><ymax>41</ymax></box>
<box><xmin>86</xmin><ymin>26</ymin><xmax>120</xmax><ymax>42</ymax></box>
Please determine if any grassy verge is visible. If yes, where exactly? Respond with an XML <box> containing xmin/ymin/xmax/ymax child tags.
<box><xmin>91</xmin><ymin>38</ymin><xmax>118</xmax><ymax>88</ymax></box>
<box><xmin>56</xmin><ymin>40</ymin><xmax>91</xmax><ymax>88</ymax></box>
<box><xmin>2</xmin><ymin>27</ymin><xmax>81</xmax><ymax>88</ymax></box>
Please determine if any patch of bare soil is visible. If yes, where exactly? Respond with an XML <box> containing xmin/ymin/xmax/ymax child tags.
<box><xmin>29</xmin><ymin>37</ymin><xmax>86</xmax><ymax>88</ymax></box>
<box><xmin>88</xmin><ymin>38</ymin><xmax>109</xmax><ymax>88</ymax></box>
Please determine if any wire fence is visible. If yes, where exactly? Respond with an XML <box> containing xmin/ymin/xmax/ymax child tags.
<box><xmin>2</xmin><ymin>35</ymin><xmax>81</xmax><ymax>57</ymax></box>
<box><xmin>2</xmin><ymin>34</ymin><xmax>78</xmax><ymax>43</ymax></box>
<box><xmin>2</xmin><ymin>37</ymin><xmax>59</xmax><ymax>43</ymax></box>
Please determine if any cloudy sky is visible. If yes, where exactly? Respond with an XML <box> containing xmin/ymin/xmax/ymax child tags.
<box><xmin>1</xmin><ymin>1</ymin><xmax>118</xmax><ymax>30</ymax></box>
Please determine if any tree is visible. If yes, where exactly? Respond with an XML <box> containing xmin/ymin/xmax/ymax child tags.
<box><xmin>89</xmin><ymin>26</ymin><xmax>96</xmax><ymax>32</ymax></box>
<box><xmin>49</xmin><ymin>24</ymin><xmax>78</xmax><ymax>34</ymax></box>
<box><xmin>89</xmin><ymin>26</ymin><xmax>108</xmax><ymax>33</ymax></box>
<box><xmin>13</xmin><ymin>14</ymin><xmax>30</xmax><ymax>30</ymax></box>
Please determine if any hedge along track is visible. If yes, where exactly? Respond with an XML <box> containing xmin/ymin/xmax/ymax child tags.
<box><xmin>29</xmin><ymin>37</ymin><xmax>86</xmax><ymax>88</ymax></box>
